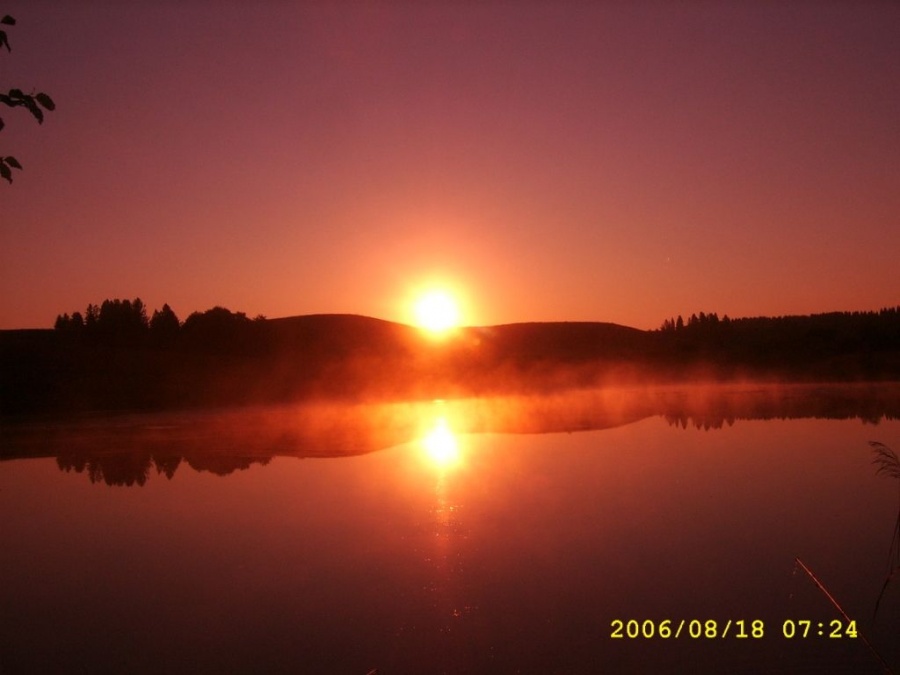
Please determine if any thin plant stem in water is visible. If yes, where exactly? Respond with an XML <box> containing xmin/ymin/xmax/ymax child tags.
<box><xmin>870</xmin><ymin>441</ymin><xmax>900</xmax><ymax>621</ymax></box>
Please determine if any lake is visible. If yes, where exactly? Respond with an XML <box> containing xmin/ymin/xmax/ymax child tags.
<box><xmin>2</xmin><ymin>383</ymin><xmax>899</xmax><ymax>674</ymax></box>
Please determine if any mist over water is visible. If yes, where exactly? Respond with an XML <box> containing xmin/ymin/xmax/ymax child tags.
<box><xmin>4</xmin><ymin>382</ymin><xmax>898</xmax><ymax>481</ymax></box>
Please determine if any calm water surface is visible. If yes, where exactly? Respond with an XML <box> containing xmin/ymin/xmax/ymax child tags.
<box><xmin>2</xmin><ymin>385</ymin><xmax>899</xmax><ymax>674</ymax></box>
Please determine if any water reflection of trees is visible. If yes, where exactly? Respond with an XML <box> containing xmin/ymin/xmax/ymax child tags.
<box><xmin>665</xmin><ymin>415</ymin><xmax>736</xmax><ymax>431</ymax></box>
<box><xmin>661</xmin><ymin>384</ymin><xmax>899</xmax><ymax>431</ymax></box>
<box><xmin>56</xmin><ymin>449</ymin><xmax>269</xmax><ymax>487</ymax></box>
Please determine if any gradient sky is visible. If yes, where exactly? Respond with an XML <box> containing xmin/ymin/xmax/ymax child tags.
<box><xmin>2</xmin><ymin>1</ymin><xmax>898</xmax><ymax>330</ymax></box>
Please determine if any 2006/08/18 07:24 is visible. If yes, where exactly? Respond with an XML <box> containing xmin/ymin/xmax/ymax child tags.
<box><xmin>610</xmin><ymin>618</ymin><xmax>858</xmax><ymax>640</ymax></box>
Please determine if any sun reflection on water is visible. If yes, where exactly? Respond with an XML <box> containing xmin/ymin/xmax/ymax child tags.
<box><xmin>412</xmin><ymin>402</ymin><xmax>478</xmax><ymax>631</ymax></box>
<box><xmin>422</xmin><ymin>417</ymin><xmax>461</xmax><ymax>468</ymax></box>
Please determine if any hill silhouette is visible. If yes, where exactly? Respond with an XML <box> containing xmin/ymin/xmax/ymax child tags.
<box><xmin>2</xmin><ymin>303</ymin><xmax>899</xmax><ymax>415</ymax></box>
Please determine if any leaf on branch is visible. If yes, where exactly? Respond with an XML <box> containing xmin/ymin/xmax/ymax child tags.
<box><xmin>5</xmin><ymin>155</ymin><xmax>22</xmax><ymax>169</ymax></box>
<box><xmin>0</xmin><ymin>160</ymin><xmax>13</xmax><ymax>183</ymax></box>
<box><xmin>0</xmin><ymin>31</ymin><xmax>9</xmax><ymax>53</ymax></box>
<box><xmin>0</xmin><ymin>15</ymin><xmax>15</xmax><ymax>26</ymax></box>
<box><xmin>0</xmin><ymin>116</ymin><xmax>4</xmax><ymax>132</ymax></box>
<box><xmin>23</xmin><ymin>98</ymin><xmax>44</xmax><ymax>124</ymax></box>
<box><xmin>35</xmin><ymin>93</ymin><xmax>55</xmax><ymax>111</ymax></box>
<box><xmin>0</xmin><ymin>94</ymin><xmax>12</xmax><ymax>106</ymax></box>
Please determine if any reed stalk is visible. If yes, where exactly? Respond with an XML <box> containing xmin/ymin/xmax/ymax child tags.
<box><xmin>870</xmin><ymin>441</ymin><xmax>900</xmax><ymax>620</ymax></box>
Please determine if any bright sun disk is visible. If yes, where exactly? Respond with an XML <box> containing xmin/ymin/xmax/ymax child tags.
<box><xmin>414</xmin><ymin>290</ymin><xmax>460</xmax><ymax>333</ymax></box>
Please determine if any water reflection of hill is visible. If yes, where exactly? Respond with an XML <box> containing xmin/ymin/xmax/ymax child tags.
<box><xmin>2</xmin><ymin>383</ymin><xmax>898</xmax><ymax>486</ymax></box>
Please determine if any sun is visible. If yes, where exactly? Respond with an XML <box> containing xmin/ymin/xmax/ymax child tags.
<box><xmin>413</xmin><ymin>289</ymin><xmax>461</xmax><ymax>333</ymax></box>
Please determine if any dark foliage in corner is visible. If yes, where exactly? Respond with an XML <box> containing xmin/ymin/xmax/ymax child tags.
<box><xmin>1</xmin><ymin>14</ymin><xmax>56</xmax><ymax>183</ymax></box>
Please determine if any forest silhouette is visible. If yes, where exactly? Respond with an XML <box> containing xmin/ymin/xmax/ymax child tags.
<box><xmin>1</xmin><ymin>298</ymin><xmax>899</xmax><ymax>415</ymax></box>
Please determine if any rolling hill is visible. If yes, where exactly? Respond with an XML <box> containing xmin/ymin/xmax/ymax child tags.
<box><xmin>2</xmin><ymin>308</ymin><xmax>899</xmax><ymax>414</ymax></box>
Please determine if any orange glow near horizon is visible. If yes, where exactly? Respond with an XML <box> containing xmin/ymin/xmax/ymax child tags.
<box><xmin>4</xmin><ymin>5</ymin><xmax>898</xmax><ymax>333</ymax></box>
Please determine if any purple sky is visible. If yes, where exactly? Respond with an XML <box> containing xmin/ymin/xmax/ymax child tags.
<box><xmin>2</xmin><ymin>1</ymin><xmax>898</xmax><ymax>329</ymax></box>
